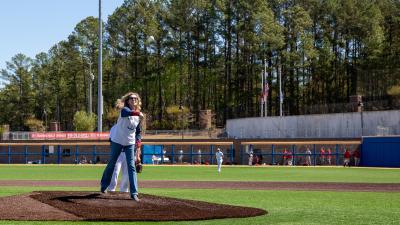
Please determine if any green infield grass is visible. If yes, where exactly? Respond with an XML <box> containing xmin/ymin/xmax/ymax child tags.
<box><xmin>0</xmin><ymin>187</ymin><xmax>399</xmax><ymax>225</ymax></box>
<box><xmin>0</xmin><ymin>164</ymin><xmax>399</xmax><ymax>183</ymax></box>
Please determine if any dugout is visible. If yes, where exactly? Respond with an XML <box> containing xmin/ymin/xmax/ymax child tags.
<box><xmin>240</xmin><ymin>140</ymin><xmax>361</xmax><ymax>166</ymax></box>
<box><xmin>361</xmin><ymin>136</ymin><xmax>400</xmax><ymax>167</ymax></box>
<box><xmin>141</xmin><ymin>141</ymin><xmax>234</xmax><ymax>165</ymax></box>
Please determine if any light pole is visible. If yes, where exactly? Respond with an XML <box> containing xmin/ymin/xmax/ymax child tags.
<box><xmin>279</xmin><ymin>63</ymin><xmax>283</xmax><ymax>117</ymax></box>
<box><xmin>97</xmin><ymin>0</ymin><xmax>103</xmax><ymax>132</ymax></box>
<box><xmin>179</xmin><ymin>102</ymin><xmax>184</xmax><ymax>140</ymax></box>
<box><xmin>88</xmin><ymin>61</ymin><xmax>94</xmax><ymax>115</ymax></box>
<box><xmin>359</xmin><ymin>101</ymin><xmax>364</xmax><ymax>136</ymax></box>
<box><xmin>43</xmin><ymin>109</ymin><xmax>47</xmax><ymax>131</ymax></box>
<box><xmin>264</xmin><ymin>58</ymin><xmax>267</xmax><ymax>117</ymax></box>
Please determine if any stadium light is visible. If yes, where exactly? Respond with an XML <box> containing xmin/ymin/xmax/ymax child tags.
<box><xmin>359</xmin><ymin>101</ymin><xmax>364</xmax><ymax>136</ymax></box>
<box><xmin>43</xmin><ymin>109</ymin><xmax>47</xmax><ymax>131</ymax></box>
<box><xmin>279</xmin><ymin>64</ymin><xmax>283</xmax><ymax>117</ymax></box>
<box><xmin>97</xmin><ymin>0</ymin><xmax>103</xmax><ymax>132</ymax></box>
<box><xmin>87</xmin><ymin>60</ymin><xmax>94</xmax><ymax>115</ymax></box>
<box><xmin>179</xmin><ymin>102</ymin><xmax>184</xmax><ymax>140</ymax></box>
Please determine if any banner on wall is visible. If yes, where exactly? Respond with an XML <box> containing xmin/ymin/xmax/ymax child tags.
<box><xmin>30</xmin><ymin>132</ymin><xmax>110</xmax><ymax>140</ymax></box>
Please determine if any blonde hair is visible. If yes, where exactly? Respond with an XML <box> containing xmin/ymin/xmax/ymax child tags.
<box><xmin>115</xmin><ymin>92</ymin><xmax>142</xmax><ymax>111</ymax></box>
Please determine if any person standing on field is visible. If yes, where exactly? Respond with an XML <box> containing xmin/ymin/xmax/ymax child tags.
<box><xmin>197</xmin><ymin>149</ymin><xmax>202</xmax><ymax>164</ymax></box>
<box><xmin>305</xmin><ymin>147</ymin><xmax>312</xmax><ymax>166</ymax></box>
<box><xmin>327</xmin><ymin>147</ymin><xmax>332</xmax><ymax>165</ymax></box>
<box><xmin>352</xmin><ymin>148</ymin><xmax>361</xmax><ymax>166</ymax></box>
<box><xmin>100</xmin><ymin>92</ymin><xmax>144</xmax><ymax>202</ymax></box>
<box><xmin>178</xmin><ymin>149</ymin><xmax>183</xmax><ymax>164</ymax></box>
<box><xmin>343</xmin><ymin>149</ymin><xmax>351</xmax><ymax>167</ymax></box>
<box><xmin>248</xmin><ymin>150</ymin><xmax>253</xmax><ymax>166</ymax></box>
<box><xmin>320</xmin><ymin>146</ymin><xmax>326</xmax><ymax>165</ymax></box>
<box><xmin>215</xmin><ymin>148</ymin><xmax>224</xmax><ymax>173</ymax></box>
<box><xmin>287</xmin><ymin>150</ymin><xmax>293</xmax><ymax>166</ymax></box>
<box><xmin>283</xmin><ymin>148</ymin><xmax>288</xmax><ymax>165</ymax></box>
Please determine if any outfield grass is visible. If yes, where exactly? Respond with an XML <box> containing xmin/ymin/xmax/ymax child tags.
<box><xmin>0</xmin><ymin>164</ymin><xmax>399</xmax><ymax>183</ymax></box>
<box><xmin>0</xmin><ymin>187</ymin><xmax>399</xmax><ymax>225</ymax></box>
<box><xmin>0</xmin><ymin>165</ymin><xmax>399</xmax><ymax>225</ymax></box>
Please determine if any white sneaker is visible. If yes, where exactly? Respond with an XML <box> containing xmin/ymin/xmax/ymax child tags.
<box><xmin>132</xmin><ymin>195</ymin><xmax>140</xmax><ymax>202</ymax></box>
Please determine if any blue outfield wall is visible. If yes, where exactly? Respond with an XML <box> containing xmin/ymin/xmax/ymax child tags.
<box><xmin>362</xmin><ymin>136</ymin><xmax>400</xmax><ymax>167</ymax></box>
<box><xmin>142</xmin><ymin>145</ymin><xmax>162</xmax><ymax>164</ymax></box>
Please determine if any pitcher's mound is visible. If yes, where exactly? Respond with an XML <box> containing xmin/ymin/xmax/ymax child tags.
<box><xmin>0</xmin><ymin>191</ymin><xmax>267</xmax><ymax>221</ymax></box>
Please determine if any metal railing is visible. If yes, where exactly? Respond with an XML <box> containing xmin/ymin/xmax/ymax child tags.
<box><xmin>0</xmin><ymin>141</ymin><xmax>234</xmax><ymax>165</ymax></box>
<box><xmin>240</xmin><ymin>140</ymin><xmax>361</xmax><ymax>166</ymax></box>
<box><xmin>0</xmin><ymin>140</ymin><xmax>360</xmax><ymax>166</ymax></box>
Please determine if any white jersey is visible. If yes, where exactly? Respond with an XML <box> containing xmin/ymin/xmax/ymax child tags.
<box><xmin>110</xmin><ymin>108</ymin><xmax>140</xmax><ymax>146</ymax></box>
<box><xmin>216</xmin><ymin>151</ymin><xmax>224</xmax><ymax>161</ymax></box>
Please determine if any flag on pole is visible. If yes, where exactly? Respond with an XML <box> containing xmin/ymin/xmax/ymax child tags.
<box><xmin>260</xmin><ymin>70</ymin><xmax>265</xmax><ymax>103</ymax></box>
<box><xmin>264</xmin><ymin>82</ymin><xmax>269</xmax><ymax>102</ymax></box>
<box><xmin>260</xmin><ymin>84</ymin><xmax>269</xmax><ymax>102</ymax></box>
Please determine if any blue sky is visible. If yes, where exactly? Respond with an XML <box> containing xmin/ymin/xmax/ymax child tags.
<box><xmin>0</xmin><ymin>0</ymin><xmax>125</xmax><ymax>70</ymax></box>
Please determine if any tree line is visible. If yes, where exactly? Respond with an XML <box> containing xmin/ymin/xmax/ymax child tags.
<box><xmin>1</xmin><ymin>0</ymin><xmax>399</xmax><ymax>131</ymax></box>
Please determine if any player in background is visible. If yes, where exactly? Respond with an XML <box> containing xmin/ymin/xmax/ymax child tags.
<box><xmin>305</xmin><ymin>147</ymin><xmax>312</xmax><ymax>166</ymax></box>
<box><xmin>286</xmin><ymin>149</ymin><xmax>293</xmax><ymax>166</ymax></box>
<box><xmin>197</xmin><ymin>149</ymin><xmax>202</xmax><ymax>164</ymax></box>
<box><xmin>107</xmin><ymin>125</ymin><xmax>123</xmax><ymax>191</ymax></box>
<box><xmin>352</xmin><ymin>148</ymin><xmax>361</xmax><ymax>166</ymax></box>
<box><xmin>283</xmin><ymin>148</ymin><xmax>288</xmax><ymax>165</ymax></box>
<box><xmin>215</xmin><ymin>148</ymin><xmax>224</xmax><ymax>173</ymax></box>
<box><xmin>248</xmin><ymin>149</ymin><xmax>253</xmax><ymax>166</ymax></box>
<box><xmin>178</xmin><ymin>149</ymin><xmax>183</xmax><ymax>164</ymax></box>
<box><xmin>343</xmin><ymin>149</ymin><xmax>351</xmax><ymax>167</ymax></box>
<box><xmin>107</xmin><ymin>124</ymin><xmax>141</xmax><ymax>193</ymax></box>
<box><xmin>327</xmin><ymin>147</ymin><xmax>332</xmax><ymax>165</ymax></box>
<box><xmin>320</xmin><ymin>146</ymin><xmax>326</xmax><ymax>165</ymax></box>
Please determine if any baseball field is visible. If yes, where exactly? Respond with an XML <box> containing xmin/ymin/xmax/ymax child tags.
<box><xmin>0</xmin><ymin>165</ymin><xmax>399</xmax><ymax>224</ymax></box>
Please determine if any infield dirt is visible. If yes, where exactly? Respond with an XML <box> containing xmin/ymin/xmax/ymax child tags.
<box><xmin>0</xmin><ymin>191</ymin><xmax>266</xmax><ymax>221</ymax></box>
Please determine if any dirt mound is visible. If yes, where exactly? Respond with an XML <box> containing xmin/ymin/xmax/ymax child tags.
<box><xmin>0</xmin><ymin>191</ymin><xmax>266</xmax><ymax>221</ymax></box>
<box><xmin>0</xmin><ymin>193</ymin><xmax>79</xmax><ymax>221</ymax></box>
